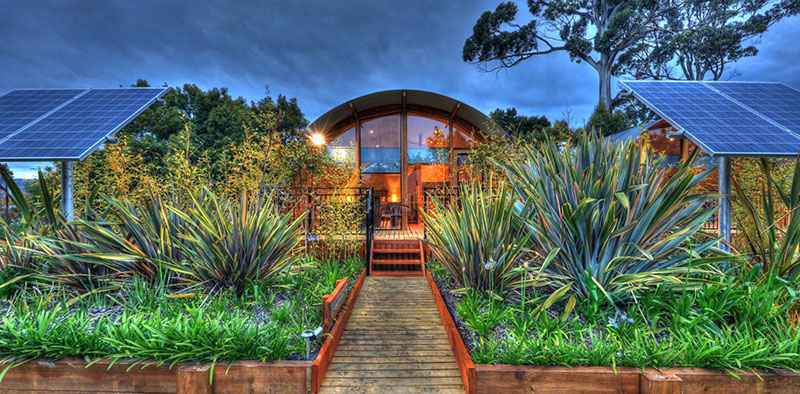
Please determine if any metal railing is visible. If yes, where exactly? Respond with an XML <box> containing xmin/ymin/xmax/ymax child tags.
<box><xmin>421</xmin><ymin>186</ymin><xmax>459</xmax><ymax>240</ymax></box>
<box><xmin>268</xmin><ymin>186</ymin><xmax>373</xmax><ymax>265</ymax></box>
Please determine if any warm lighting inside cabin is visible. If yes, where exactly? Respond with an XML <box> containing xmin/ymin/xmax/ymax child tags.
<box><xmin>390</xmin><ymin>193</ymin><xmax>398</xmax><ymax>202</ymax></box>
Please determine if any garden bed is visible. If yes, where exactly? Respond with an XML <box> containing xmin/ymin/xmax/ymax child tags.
<box><xmin>427</xmin><ymin>266</ymin><xmax>800</xmax><ymax>394</ymax></box>
<box><xmin>0</xmin><ymin>262</ymin><xmax>367</xmax><ymax>393</ymax></box>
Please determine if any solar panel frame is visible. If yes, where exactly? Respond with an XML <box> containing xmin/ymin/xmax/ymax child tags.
<box><xmin>619</xmin><ymin>80</ymin><xmax>800</xmax><ymax>157</ymax></box>
<box><xmin>0</xmin><ymin>87</ymin><xmax>168</xmax><ymax>161</ymax></box>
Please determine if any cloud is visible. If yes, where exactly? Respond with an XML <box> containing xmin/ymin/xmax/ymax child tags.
<box><xmin>1</xmin><ymin>1</ymin><xmax>798</xmax><ymax>177</ymax></box>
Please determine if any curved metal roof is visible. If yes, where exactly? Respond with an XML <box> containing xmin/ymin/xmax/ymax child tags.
<box><xmin>308</xmin><ymin>89</ymin><xmax>492</xmax><ymax>139</ymax></box>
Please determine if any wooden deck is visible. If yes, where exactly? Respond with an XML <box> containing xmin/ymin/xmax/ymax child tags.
<box><xmin>319</xmin><ymin>276</ymin><xmax>465</xmax><ymax>393</ymax></box>
<box><xmin>374</xmin><ymin>227</ymin><xmax>424</xmax><ymax>240</ymax></box>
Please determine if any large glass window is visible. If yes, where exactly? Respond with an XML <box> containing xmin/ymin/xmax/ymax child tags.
<box><xmin>360</xmin><ymin>115</ymin><xmax>401</xmax><ymax>173</ymax></box>
<box><xmin>407</xmin><ymin>115</ymin><xmax>448</xmax><ymax>164</ymax></box>
<box><xmin>327</xmin><ymin>126</ymin><xmax>356</xmax><ymax>168</ymax></box>
<box><xmin>453</xmin><ymin>124</ymin><xmax>475</xmax><ymax>148</ymax></box>
<box><xmin>406</xmin><ymin>115</ymin><xmax>450</xmax><ymax>226</ymax></box>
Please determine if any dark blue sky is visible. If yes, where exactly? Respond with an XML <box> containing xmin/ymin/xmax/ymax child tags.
<box><xmin>2</xmin><ymin>0</ymin><xmax>799</xmax><ymax>177</ymax></box>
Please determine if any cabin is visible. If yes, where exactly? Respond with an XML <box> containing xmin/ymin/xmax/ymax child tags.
<box><xmin>307</xmin><ymin>89</ymin><xmax>490</xmax><ymax>237</ymax></box>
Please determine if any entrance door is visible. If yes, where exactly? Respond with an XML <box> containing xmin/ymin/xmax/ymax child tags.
<box><xmin>360</xmin><ymin>115</ymin><xmax>403</xmax><ymax>230</ymax></box>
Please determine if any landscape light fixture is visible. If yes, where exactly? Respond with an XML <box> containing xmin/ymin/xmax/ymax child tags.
<box><xmin>301</xmin><ymin>330</ymin><xmax>314</xmax><ymax>360</ymax></box>
<box><xmin>309</xmin><ymin>133</ymin><xmax>326</xmax><ymax>146</ymax></box>
<box><xmin>301</xmin><ymin>327</ymin><xmax>324</xmax><ymax>360</ymax></box>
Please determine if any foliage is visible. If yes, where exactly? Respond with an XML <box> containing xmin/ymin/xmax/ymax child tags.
<box><xmin>621</xmin><ymin>0</ymin><xmax>800</xmax><ymax>81</ymax></box>
<box><xmin>169</xmin><ymin>189</ymin><xmax>306</xmax><ymax>295</ymax></box>
<box><xmin>733</xmin><ymin>158</ymin><xmax>800</xmax><ymax>282</ymax></box>
<box><xmin>0</xmin><ymin>258</ymin><xmax>364</xmax><ymax>368</ymax></box>
<box><xmin>463</xmin><ymin>1</ymin><xmax>677</xmax><ymax>107</ymax></box>
<box><xmin>423</xmin><ymin>184</ymin><xmax>527</xmax><ymax>294</ymax></box>
<box><xmin>489</xmin><ymin>107</ymin><xmax>572</xmax><ymax>142</ymax></box>
<box><xmin>585</xmin><ymin>100</ymin><xmax>631</xmax><ymax>136</ymax></box>
<box><xmin>731</xmin><ymin>157</ymin><xmax>796</xmax><ymax>251</ymax></box>
<box><xmin>500</xmin><ymin>129</ymin><xmax>727</xmax><ymax>300</ymax></box>
<box><xmin>458</xmin><ymin>264</ymin><xmax>800</xmax><ymax>371</ymax></box>
<box><xmin>76</xmin><ymin>192</ymin><xmax>187</xmax><ymax>283</ymax></box>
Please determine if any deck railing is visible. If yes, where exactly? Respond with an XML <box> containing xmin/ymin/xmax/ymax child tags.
<box><xmin>422</xmin><ymin>186</ymin><xmax>459</xmax><ymax>240</ymax></box>
<box><xmin>267</xmin><ymin>186</ymin><xmax>374</xmax><ymax>262</ymax></box>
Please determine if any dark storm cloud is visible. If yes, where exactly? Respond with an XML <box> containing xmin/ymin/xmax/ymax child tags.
<box><xmin>0</xmin><ymin>0</ymin><xmax>596</xmax><ymax>125</ymax></box>
<box><xmin>0</xmin><ymin>0</ymin><xmax>799</xmax><ymax>143</ymax></box>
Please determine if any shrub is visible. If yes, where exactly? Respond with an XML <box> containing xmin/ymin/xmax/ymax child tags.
<box><xmin>733</xmin><ymin>157</ymin><xmax>800</xmax><ymax>282</ymax></box>
<box><xmin>170</xmin><ymin>189</ymin><xmax>305</xmax><ymax>295</ymax></box>
<box><xmin>423</xmin><ymin>184</ymin><xmax>527</xmax><ymax>294</ymax></box>
<box><xmin>500</xmin><ymin>129</ymin><xmax>727</xmax><ymax>300</ymax></box>
<box><xmin>76</xmin><ymin>192</ymin><xmax>187</xmax><ymax>282</ymax></box>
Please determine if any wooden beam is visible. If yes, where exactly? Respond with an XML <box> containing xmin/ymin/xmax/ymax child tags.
<box><xmin>401</xmin><ymin>102</ymin><xmax>408</xmax><ymax>230</ymax></box>
<box><xmin>680</xmin><ymin>139</ymin><xmax>689</xmax><ymax>162</ymax></box>
<box><xmin>348</xmin><ymin>102</ymin><xmax>359</xmax><ymax>120</ymax></box>
<box><xmin>450</xmin><ymin>102</ymin><xmax>461</xmax><ymax>121</ymax></box>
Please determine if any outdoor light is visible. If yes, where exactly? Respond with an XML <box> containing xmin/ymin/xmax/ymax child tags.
<box><xmin>300</xmin><ymin>327</ymin><xmax>324</xmax><ymax>360</ymax></box>
<box><xmin>309</xmin><ymin>133</ymin><xmax>326</xmax><ymax>146</ymax></box>
<box><xmin>301</xmin><ymin>329</ymin><xmax>314</xmax><ymax>360</ymax></box>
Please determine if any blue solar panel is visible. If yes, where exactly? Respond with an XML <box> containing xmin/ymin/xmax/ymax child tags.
<box><xmin>619</xmin><ymin>81</ymin><xmax>800</xmax><ymax>156</ymax></box>
<box><xmin>0</xmin><ymin>88</ymin><xmax>167</xmax><ymax>160</ymax></box>
<box><xmin>707</xmin><ymin>82</ymin><xmax>800</xmax><ymax>138</ymax></box>
<box><xmin>0</xmin><ymin>89</ymin><xmax>85</xmax><ymax>141</ymax></box>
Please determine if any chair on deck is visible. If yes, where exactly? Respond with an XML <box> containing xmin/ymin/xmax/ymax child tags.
<box><xmin>380</xmin><ymin>203</ymin><xmax>407</xmax><ymax>229</ymax></box>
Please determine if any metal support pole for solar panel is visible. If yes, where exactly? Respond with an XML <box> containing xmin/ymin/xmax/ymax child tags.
<box><xmin>60</xmin><ymin>161</ymin><xmax>74</xmax><ymax>221</ymax></box>
<box><xmin>718</xmin><ymin>157</ymin><xmax>732</xmax><ymax>252</ymax></box>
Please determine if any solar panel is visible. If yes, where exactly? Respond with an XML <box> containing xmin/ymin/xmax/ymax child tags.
<box><xmin>0</xmin><ymin>88</ymin><xmax>167</xmax><ymax>161</ymax></box>
<box><xmin>619</xmin><ymin>81</ymin><xmax>800</xmax><ymax>157</ymax></box>
<box><xmin>707</xmin><ymin>82</ymin><xmax>800</xmax><ymax>138</ymax></box>
<box><xmin>0</xmin><ymin>89</ymin><xmax>85</xmax><ymax>141</ymax></box>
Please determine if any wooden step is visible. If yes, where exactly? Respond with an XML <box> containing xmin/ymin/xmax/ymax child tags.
<box><xmin>373</xmin><ymin>248</ymin><xmax>420</xmax><ymax>253</ymax></box>
<box><xmin>371</xmin><ymin>259</ymin><xmax>422</xmax><ymax>265</ymax></box>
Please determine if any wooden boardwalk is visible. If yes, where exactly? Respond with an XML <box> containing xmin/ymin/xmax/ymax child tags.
<box><xmin>319</xmin><ymin>276</ymin><xmax>465</xmax><ymax>393</ymax></box>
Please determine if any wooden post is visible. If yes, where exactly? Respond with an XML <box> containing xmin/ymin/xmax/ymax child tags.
<box><xmin>60</xmin><ymin>160</ymin><xmax>74</xmax><ymax>221</ymax></box>
<box><xmin>718</xmin><ymin>156</ymin><xmax>732</xmax><ymax>251</ymax></box>
<box><xmin>640</xmin><ymin>369</ymin><xmax>682</xmax><ymax>394</ymax></box>
<box><xmin>401</xmin><ymin>91</ymin><xmax>408</xmax><ymax>230</ymax></box>
<box><xmin>177</xmin><ymin>365</ymin><xmax>213</xmax><ymax>394</ymax></box>
<box><xmin>679</xmin><ymin>139</ymin><xmax>689</xmax><ymax>162</ymax></box>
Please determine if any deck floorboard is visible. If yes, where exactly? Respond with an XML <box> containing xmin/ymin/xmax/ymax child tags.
<box><xmin>319</xmin><ymin>276</ymin><xmax>465</xmax><ymax>394</ymax></box>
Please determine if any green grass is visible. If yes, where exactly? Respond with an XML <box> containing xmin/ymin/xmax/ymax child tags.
<box><xmin>0</xmin><ymin>257</ymin><xmax>364</xmax><ymax>369</ymax></box>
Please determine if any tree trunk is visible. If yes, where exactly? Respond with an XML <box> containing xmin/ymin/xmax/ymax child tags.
<box><xmin>598</xmin><ymin>67</ymin><xmax>613</xmax><ymax>109</ymax></box>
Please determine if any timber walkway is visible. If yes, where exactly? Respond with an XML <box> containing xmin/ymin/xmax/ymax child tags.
<box><xmin>319</xmin><ymin>276</ymin><xmax>465</xmax><ymax>393</ymax></box>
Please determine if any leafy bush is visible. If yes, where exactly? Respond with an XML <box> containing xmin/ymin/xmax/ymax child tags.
<box><xmin>423</xmin><ymin>184</ymin><xmax>527</xmax><ymax>294</ymax></box>
<box><xmin>733</xmin><ymin>158</ymin><xmax>800</xmax><ymax>281</ymax></box>
<box><xmin>500</xmin><ymin>130</ymin><xmax>727</xmax><ymax>300</ymax></box>
<box><xmin>76</xmin><ymin>192</ymin><xmax>187</xmax><ymax>282</ymax></box>
<box><xmin>170</xmin><ymin>189</ymin><xmax>305</xmax><ymax>295</ymax></box>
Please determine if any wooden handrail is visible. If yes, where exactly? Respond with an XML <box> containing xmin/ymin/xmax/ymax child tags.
<box><xmin>322</xmin><ymin>277</ymin><xmax>349</xmax><ymax>333</ymax></box>
<box><xmin>427</xmin><ymin>271</ymin><xmax>476</xmax><ymax>394</ymax></box>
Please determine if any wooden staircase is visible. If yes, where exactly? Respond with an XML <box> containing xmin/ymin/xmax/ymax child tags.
<box><xmin>369</xmin><ymin>239</ymin><xmax>425</xmax><ymax>276</ymax></box>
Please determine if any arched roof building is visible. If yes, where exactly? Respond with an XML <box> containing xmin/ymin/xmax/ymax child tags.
<box><xmin>308</xmin><ymin>89</ymin><xmax>491</xmax><ymax>231</ymax></box>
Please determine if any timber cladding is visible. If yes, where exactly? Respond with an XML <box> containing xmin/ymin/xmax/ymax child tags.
<box><xmin>0</xmin><ymin>358</ymin><xmax>311</xmax><ymax>393</ymax></box>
